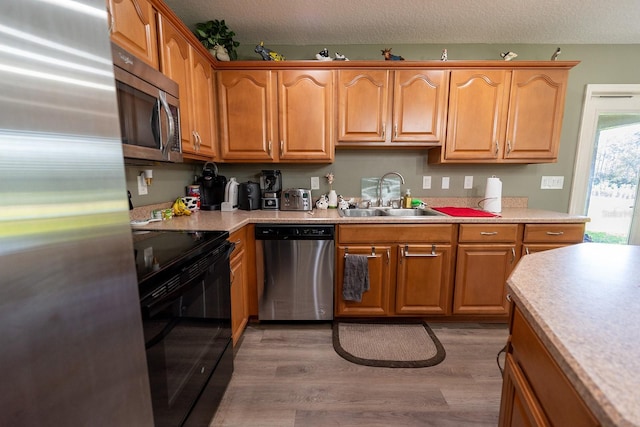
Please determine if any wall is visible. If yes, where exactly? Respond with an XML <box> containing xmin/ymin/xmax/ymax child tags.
<box><xmin>126</xmin><ymin>44</ymin><xmax>640</xmax><ymax>212</ymax></box>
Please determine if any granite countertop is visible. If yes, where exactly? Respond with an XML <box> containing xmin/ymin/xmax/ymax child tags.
<box><xmin>507</xmin><ymin>243</ymin><xmax>640</xmax><ymax>427</ymax></box>
<box><xmin>131</xmin><ymin>206</ymin><xmax>588</xmax><ymax>233</ymax></box>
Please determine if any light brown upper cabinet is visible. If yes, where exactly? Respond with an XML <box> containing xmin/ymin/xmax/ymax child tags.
<box><xmin>429</xmin><ymin>68</ymin><xmax>569</xmax><ymax>163</ymax></box>
<box><xmin>217</xmin><ymin>70</ymin><xmax>335</xmax><ymax>163</ymax></box>
<box><xmin>158</xmin><ymin>15</ymin><xmax>217</xmax><ymax>160</ymax></box>
<box><xmin>107</xmin><ymin>0</ymin><xmax>159</xmax><ymax>69</ymax></box>
<box><xmin>337</xmin><ymin>69</ymin><xmax>449</xmax><ymax>147</ymax></box>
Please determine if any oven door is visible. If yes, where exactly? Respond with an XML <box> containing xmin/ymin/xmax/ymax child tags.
<box><xmin>141</xmin><ymin>244</ymin><xmax>232</xmax><ymax>427</ymax></box>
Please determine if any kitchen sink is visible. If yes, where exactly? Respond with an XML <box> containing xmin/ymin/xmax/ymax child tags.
<box><xmin>338</xmin><ymin>208</ymin><xmax>387</xmax><ymax>217</ymax></box>
<box><xmin>338</xmin><ymin>207</ymin><xmax>447</xmax><ymax>217</ymax></box>
<box><xmin>382</xmin><ymin>208</ymin><xmax>446</xmax><ymax>217</ymax></box>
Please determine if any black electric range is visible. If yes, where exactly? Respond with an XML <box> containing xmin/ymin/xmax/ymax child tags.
<box><xmin>131</xmin><ymin>230</ymin><xmax>233</xmax><ymax>427</ymax></box>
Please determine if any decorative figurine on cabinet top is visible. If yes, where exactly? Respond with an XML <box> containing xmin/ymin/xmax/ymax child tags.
<box><xmin>211</xmin><ymin>44</ymin><xmax>230</xmax><ymax>61</ymax></box>
<box><xmin>255</xmin><ymin>41</ymin><xmax>285</xmax><ymax>61</ymax></box>
<box><xmin>441</xmin><ymin>49</ymin><xmax>448</xmax><ymax>61</ymax></box>
<box><xmin>500</xmin><ymin>51</ymin><xmax>518</xmax><ymax>61</ymax></box>
<box><xmin>381</xmin><ymin>48</ymin><xmax>404</xmax><ymax>60</ymax></box>
<box><xmin>334</xmin><ymin>52</ymin><xmax>349</xmax><ymax>61</ymax></box>
<box><xmin>551</xmin><ymin>47</ymin><xmax>561</xmax><ymax>61</ymax></box>
<box><xmin>315</xmin><ymin>48</ymin><xmax>332</xmax><ymax>61</ymax></box>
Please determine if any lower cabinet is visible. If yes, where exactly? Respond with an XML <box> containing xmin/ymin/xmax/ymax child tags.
<box><xmin>335</xmin><ymin>224</ymin><xmax>456</xmax><ymax>317</ymax></box>
<box><xmin>499</xmin><ymin>305</ymin><xmax>599</xmax><ymax>426</ymax></box>
<box><xmin>229</xmin><ymin>227</ymin><xmax>248</xmax><ymax>346</ymax></box>
<box><xmin>453</xmin><ymin>224</ymin><xmax>521</xmax><ymax>316</ymax></box>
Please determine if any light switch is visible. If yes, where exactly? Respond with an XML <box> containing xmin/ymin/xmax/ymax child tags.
<box><xmin>310</xmin><ymin>176</ymin><xmax>320</xmax><ymax>190</ymax></box>
<box><xmin>540</xmin><ymin>176</ymin><xmax>564</xmax><ymax>189</ymax></box>
<box><xmin>422</xmin><ymin>176</ymin><xmax>431</xmax><ymax>189</ymax></box>
<box><xmin>137</xmin><ymin>175</ymin><xmax>148</xmax><ymax>195</ymax></box>
<box><xmin>464</xmin><ymin>176</ymin><xmax>473</xmax><ymax>189</ymax></box>
<box><xmin>441</xmin><ymin>177</ymin><xmax>450</xmax><ymax>190</ymax></box>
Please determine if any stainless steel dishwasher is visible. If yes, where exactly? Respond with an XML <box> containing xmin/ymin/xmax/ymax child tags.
<box><xmin>255</xmin><ymin>224</ymin><xmax>334</xmax><ymax>320</ymax></box>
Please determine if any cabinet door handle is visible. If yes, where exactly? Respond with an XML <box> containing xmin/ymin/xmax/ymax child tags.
<box><xmin>280</xmin><ymin>140</ymin><xmax>284</xmax><ymax>156</ymax></box>
<box><xmin>386</xmin><ymin>248</ymin><xmax>390</xmax><ymax>264</ymax></box>
<box><xmin>546</xmin><ymin>231</ymin><xmax>564</xmax><ymax>236</ymax></box>
<box><xmin>403</xmin><ymin>244</ymin><xmax>438</xmax><ymax>257</ymax></box>
<box><xmin>506</xmin><ymin>293</ymin><xmax>512</xmax><ymax>302</ymax></box>
<box><xmin>192</xmin><ymin>131</ymin><xmax>198</xmax><ymax>149</ymax></box>
<box><xmin>480</xmin><ymin>231</ymin><xmax>498</xmax><ymax>236</ymax></box>
<box><xmin>230</xmin><ymin>269</ymin><xmax>235</xmax><ymax>284</ymax></box>
<box><xmin>394</xmin><ymin>124</ymin><xmax>398</xmax><ymax>138</ymax></box>
<box><xmin>506</xmin><ymin>140</ymin><xmax>513</xmax><ymax>154</ymax></box>
<box><xmin>106</xmin><ymin>5</ymin><xmax>114</xmax><ymax>34</ymax></box>
<box><xmin>525</xmin><ymin>247</ymin><xmax>530</xmax><ymax>255</ymax></box>
<box><xmin>510</xmin><ymin>247</ymin><xmax>516</xmax><ymax>264</ymax></box>
<box><xmin>494</xmin><ymin>140</ymin><xmax>499</xmax><ymax>155</ymax></box>
<box><xmin>267</xmin><ymin>140</ymin><xmax>272</xmax><ymax>155</ymax></box>
<box><xmin>382</xmin><ymin>123</ymin><xmax>386</xmax><ymax>138</ymax></box>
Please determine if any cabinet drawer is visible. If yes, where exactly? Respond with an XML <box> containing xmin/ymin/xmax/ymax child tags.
<box><xmin>458</xmin><ymin>224</ymin><xmax>519</xmax><ymax>243</ymax></box>
<box><xmin>338</xmin><ymin>224</ymin><xmax>455</xmax><ymax>244</ymax></box>
<box><xmin>510</xmin><ymin>307</ymin><xmax>598</xmax><ymax>427</ymax></box>
<box><xmin>523</xmin><ymin>223</ymin><xmax>584</xmax><ymax>243</ymax></box>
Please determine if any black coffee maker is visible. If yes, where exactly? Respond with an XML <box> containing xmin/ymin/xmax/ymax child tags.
<box><xmin>199</xmin><ymin>162</ymin><xmax>226</xmax><ymax>210</ymax></box>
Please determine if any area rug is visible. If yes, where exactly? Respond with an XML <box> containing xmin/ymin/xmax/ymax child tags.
<box><xmin>332</xmin><ymin>321</ymin><xmax>446</xmax><ymax>368</ymax></box>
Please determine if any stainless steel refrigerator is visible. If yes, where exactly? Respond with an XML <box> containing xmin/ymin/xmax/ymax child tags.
<box><xmin>0</xmin><ymin>0</ymin><xmax>154</xmax><ymax>425</ymax></box>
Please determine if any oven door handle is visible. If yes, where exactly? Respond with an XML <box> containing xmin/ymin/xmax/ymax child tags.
<box><xmin>144</xmin><ymin>317</ymin><xmax>180</xmax><ymax>350</ymax></box>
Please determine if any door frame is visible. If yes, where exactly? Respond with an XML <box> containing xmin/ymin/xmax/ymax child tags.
<box><xmin>569</xmin><ymin>84</ymin><xmax>640</xmax><ymax>244</ymax></box>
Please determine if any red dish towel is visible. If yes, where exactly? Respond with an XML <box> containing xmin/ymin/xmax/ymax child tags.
<box><xmin>431</xmin><ymin>207</ymin><xmax>500</xmax><ymax>217</ymax></box>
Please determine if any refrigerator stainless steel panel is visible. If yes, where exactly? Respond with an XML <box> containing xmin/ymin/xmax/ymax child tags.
<box><xmin>0</xmin><ymin>1</ymin><xmax>154</xmax><ymax>425</ymax></box>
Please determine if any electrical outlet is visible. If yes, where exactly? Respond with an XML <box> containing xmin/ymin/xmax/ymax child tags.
<box><xmin>137</xmin><ymin>175</ymin><xmax>148</xmax><ymax>195</ymax></box>
<box><xmin>464</xmin><ymin>176</ymin><xmax>473</xmax><ymax>189</ymax></box>
<box><xmin>310</xmin><ymin>176</ymin><xmax>320</xmax><ymax>190</ymax></box>
<box><xmin>422</xmin><ymin>176</ymin><xmax>431</xmax><ymax>189</ymax></box>
<box><xmin>441</xmin><ymin>177</ymin><xmax>450</xmax><ymax>190</ymax></box>
<box><xmin>541</xmin><ymin>176</ymin><xmax>564</xmax><ymax>189</ymax></box>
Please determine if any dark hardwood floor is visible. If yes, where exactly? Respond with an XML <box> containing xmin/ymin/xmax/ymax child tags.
<box><xmin>211</xmin><ymin>322</ymin><xmax>508</xmax><ymax>427</ymax></box>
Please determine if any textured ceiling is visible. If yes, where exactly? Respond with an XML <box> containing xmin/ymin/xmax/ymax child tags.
<box><xmin>163</xmin><ymin>0</ymin><xmax>640</xmax><ymax>45</ymax></box>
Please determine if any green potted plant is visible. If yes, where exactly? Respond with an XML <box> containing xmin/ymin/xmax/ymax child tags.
<box><xmin>194</xmin><ymin>19</ymin><xmax>239</xmax><ymax>61</ymax></box>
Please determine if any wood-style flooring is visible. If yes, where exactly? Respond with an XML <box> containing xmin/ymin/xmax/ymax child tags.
<box><xmin>211</xmin><ymin>322</ymin><xmax>508</xmax><ymax>427</ymax></box>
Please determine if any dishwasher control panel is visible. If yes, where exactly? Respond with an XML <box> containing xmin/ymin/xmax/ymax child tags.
<box><xmin>255</xmin><ymin>224</ymin><xmax>335</xmax><ymax>240</ymax></box>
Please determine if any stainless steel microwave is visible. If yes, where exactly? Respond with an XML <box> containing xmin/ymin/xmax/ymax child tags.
<box><xmin>111</xmin><ymin>43</ymin><xmax>182</xmax><ymax>163</ymax></box>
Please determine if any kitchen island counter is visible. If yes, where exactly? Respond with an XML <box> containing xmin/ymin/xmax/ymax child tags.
<box><xmin>131</xmin><ymin>206</ymin><xmax>588</xmax><ymax>233</ymax></box>
<box><xmin>507</xmin><ymin>243</ymin><xmax>640</xmax><ymax>427</ymax></box>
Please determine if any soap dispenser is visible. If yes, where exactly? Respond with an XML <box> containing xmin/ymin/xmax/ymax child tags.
<box><xmin>403</xmin><ymin>189</ymin><xmax>412</xmax><ymax>208</ymax></box>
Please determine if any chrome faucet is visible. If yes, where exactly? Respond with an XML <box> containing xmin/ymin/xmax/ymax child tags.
<box><xmin>377</xmin><ymin>172</ymin><xmax>405</xmax><ymax>207</ymax></box>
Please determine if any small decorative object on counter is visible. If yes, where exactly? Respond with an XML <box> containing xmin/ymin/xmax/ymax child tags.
<box><xmin>441</xmin><ymin>49</ymin><xmax>448</xmax><ymax>61</ymax></box>
<box><xmin>500</xmin><ymin>51</ymin><xmax>518</xmax><ymax>61</ymax></box>
<box><xmin>402</xmin><ymin>189</ymin><xmax>412</xmax><ymax>208</ymax></box>
<box><xmin>152</xmin><ymin>209</ymin><xmax>162</xmax><ymax>220</ymax></box>
<box><xmin>550</xmin><ymin>47</ymin><xmax>561</xmax><ymax>61</ymax></box>
<box><xmin>316</xmin><ymin>195</ymin><xmax>328</xmax><ymax>209</ymax></box>
<box><xmin>181</xmin><ymin>197</ymin><xmax>200</xmax><ymax>211</ymax></box>
<box><xmin>315</xmin><ymin>48</ymin><xmax>332</xmax><ymax>61</ymax></box>
<box><xmin>325</xmin><ymin>172</ymin><xmax>337</xmax><ymax>208</ymax></box>
<box><xmin>255</xmin><ymin>41</ymin><xmax>285</xmax><ymax>61</ymax></box>
<box><xmin>334</xmin><ymin>52</ymin><xmax>349</xmax><ymax>61</ymax></box>
<box><xmin>381</xmin><ymin>48</ymin><xmax>404</xmax><ymax>60</ymax></box>
<box><xmin>328</xmin><ymin>190</ymin><xmax>338</xmax><ymax>208</ymax></box>
<box><xmin>338</xmin><ymin>196</ymin><xmax>350</xmax><ymax>210</ymax></box>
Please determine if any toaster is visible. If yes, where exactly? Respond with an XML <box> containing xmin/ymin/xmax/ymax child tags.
<box><xmin>280</xmin><ymin>188</ymin><xmax>313</xmax><ymax>211</ymax></box>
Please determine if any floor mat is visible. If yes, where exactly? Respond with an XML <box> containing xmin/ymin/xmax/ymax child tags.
<box><xmin>332</xmin><ymin>321</ymin><xmax>446</xmax><ymax>368</ymax></box>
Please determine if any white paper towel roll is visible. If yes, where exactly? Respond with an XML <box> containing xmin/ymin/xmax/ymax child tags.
<box><xmin>484</xmin><ymin>176</ymin><xmax>502</xmax><ymax>213</ymax></box>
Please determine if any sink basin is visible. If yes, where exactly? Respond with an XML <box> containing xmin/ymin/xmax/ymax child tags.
<box><xmin>338</xmin><ymin>208</ymin><xmax>387</xmax><ymax>217</ymax></box>
<box><xmin>338</xmin><ymin>208</ymin><xmax>447</xmax><ymax>217</ymax></box>
<box><xmin>383</xmin><ymin>208</ymin><xmax>446</xmax><ymax>217</ymax></box>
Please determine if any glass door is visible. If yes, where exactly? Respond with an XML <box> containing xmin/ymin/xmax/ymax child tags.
<box><xmin>570</xmin><ymin>85</ymin><xmax>640</xmax><ymax>245</ymax></box>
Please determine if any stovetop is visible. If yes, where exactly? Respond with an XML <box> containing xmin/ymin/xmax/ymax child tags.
<box><xmin>132</xmin><ymin>230</ymin><xmax>228</xmax><ymax>284</ymax></box>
